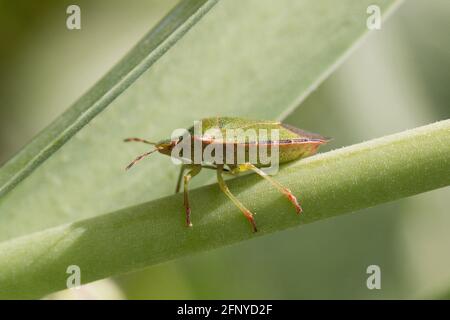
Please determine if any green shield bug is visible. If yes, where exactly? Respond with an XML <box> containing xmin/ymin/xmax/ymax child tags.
<box><xmin>125</xmin><ymin>117</ymin><xmax>329</xmax><ymax>232</ymax></box>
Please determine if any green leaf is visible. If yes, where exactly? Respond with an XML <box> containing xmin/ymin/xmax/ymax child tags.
<box><xmin>0</xmin><ymin>0</ymin><xmax>400</xmax><ymax>242</ymax></box>
<box><xmin>1</xmin><ymin>120</ymin><xmax>448</xmax><ymax>299</ymax></box>
<box><xmin>0</xmin><ymin>0</ymin><xmax>218</xmax><ymax>200</ymax></box>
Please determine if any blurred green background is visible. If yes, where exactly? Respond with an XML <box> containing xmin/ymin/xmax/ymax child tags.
<box><xmin>1</xmin><ymin>0</ymin><xmax>449</xmax><ymax>299</ymax></box>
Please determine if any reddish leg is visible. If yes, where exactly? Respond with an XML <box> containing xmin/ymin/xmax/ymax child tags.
<box><xmin>217</xmin><ymin>165</ymin><xmax>257</xmax><ymax>232</ymax></box>
<box><xmin>183</xmin><ymin>165</ymin><xmax>201</xmax><ymax>227</ymax></box>
<box><xmin>175</xmin><ymin>164</ymin><xmax>187</xmax><ymax>194</ymax></box>
<box><xmin>243</xmin><ymin>163</ymin><xmax>302</xmax><ymax>214</ymax></box>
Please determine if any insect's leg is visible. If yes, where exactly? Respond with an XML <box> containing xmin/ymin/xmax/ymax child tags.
<box><xmin>175</xmin><ymin>164</ymin><xmax>187</xmax><ymax>194</ymax></box>
<box><xmin>216</xmin><ymin>165</ymin><xmax>257</xmax><ymax>232</ymax></box>
<box><xmin>181</xmin><ymin>164</ymin><xmax>230</xmax><ymax>195</ymax></box>
<box><xmin>243</xmin><ymin>163</ymin><xmax>302</xmax><ymax>214</ymax></box>
<box><xmin>183</xmin><ymin>165</ymin><xmax>202</xmax><ymax>227</ymax></box>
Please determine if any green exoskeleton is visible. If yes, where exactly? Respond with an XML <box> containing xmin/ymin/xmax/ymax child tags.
<box><xmin>125</xmin><ymin>117</ymin><xmax>329</xmax><ymax>232</ymax></box>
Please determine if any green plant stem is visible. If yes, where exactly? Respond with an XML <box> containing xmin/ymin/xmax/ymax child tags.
<box><xmin>0</xmin><ymin>0</ymin><xmax>218</xmax><ymax>199</ymax></box>
<box><xmin>0</xmin><ymin>120</ymin><xmax>449</xmax><ymax>299</ymax></box>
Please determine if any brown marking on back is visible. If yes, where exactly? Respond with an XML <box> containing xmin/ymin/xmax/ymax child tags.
<box><xmin>281</xmin><ymin>123</ymin><xmax>330</xmax><ymax>142</ymax></box>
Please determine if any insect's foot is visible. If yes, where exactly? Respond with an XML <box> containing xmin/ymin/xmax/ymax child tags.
<box><xmin>245</xmin><ymin>212</ymin><xmax>258</xmax><ymax>233</ymax></box>
<box><xmin>286</xmin><ymin>193</ymin><xmax>302</xmax><ymax>214</ymax></box>
<box><xmin>185</xmin><ymin>207</ymin><xmax>192</xmax><ymax>227</ymax></box>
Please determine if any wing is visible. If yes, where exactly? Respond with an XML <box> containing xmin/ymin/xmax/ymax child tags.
<box><xmin>189</xmin><ymin>117</ymin><xmax>329</xmax><ymax>144</ymax></box>
<box><xmin>279</xmin><ymin>123</ymin><xmax>330</xmax><ymax>143</ymax></box>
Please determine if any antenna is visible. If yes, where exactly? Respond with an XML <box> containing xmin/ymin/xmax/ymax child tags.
<box><xmin>125</xmin><ymin>149</ymin><xmax>159</xmax><ymax>170</ymax></box>
<box><xmin>124</xmin><ymin>137</ymin><xmax>158</xmax><ymax>145</ymax></box>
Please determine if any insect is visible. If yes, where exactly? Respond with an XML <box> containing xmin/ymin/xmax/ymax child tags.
<box><xmin>124</xmin><ymin>117</ymin><xmax>329</xmax><ymax>232</ymax></box>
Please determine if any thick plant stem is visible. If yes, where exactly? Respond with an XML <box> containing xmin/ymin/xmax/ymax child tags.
<box><xmin>0</xmin><ymin>120</ymin><xmax>448</xmax><ymax>299</ymax></box>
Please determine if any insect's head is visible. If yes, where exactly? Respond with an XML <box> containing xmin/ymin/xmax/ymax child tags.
<box><xmin>154</xmin><ymin>139</ymin><xmax>178</xmax><ymax>156</ymax></box>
